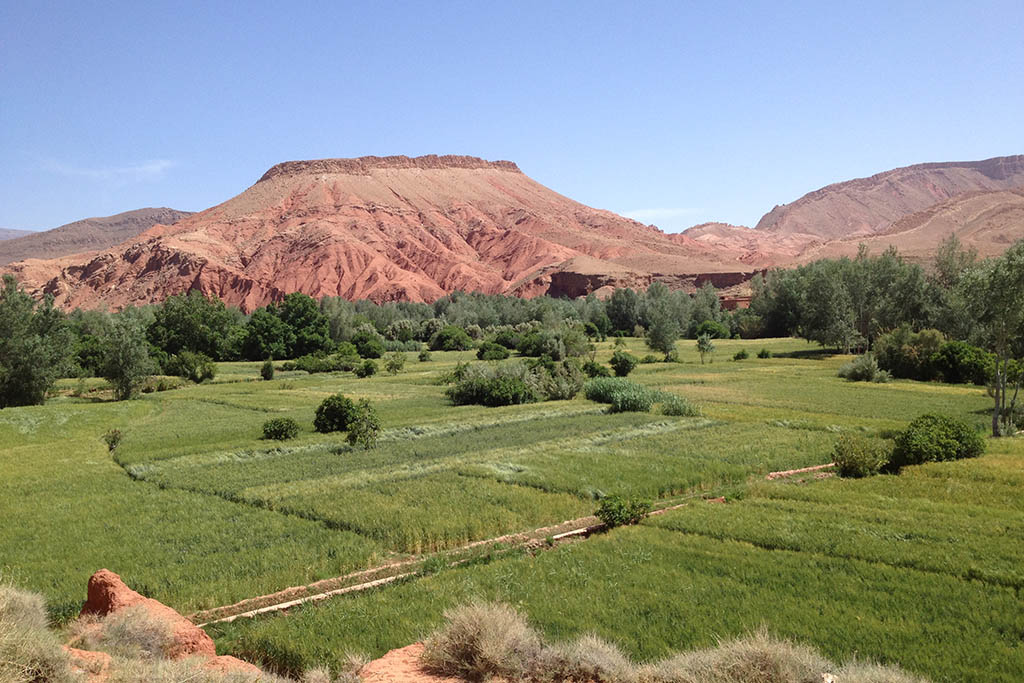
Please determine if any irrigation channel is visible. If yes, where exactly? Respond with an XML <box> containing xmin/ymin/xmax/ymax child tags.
<box><xmin>191</xmin><ymin>462</ymin><xmax>834</xmax><ymax>627</ymax></box>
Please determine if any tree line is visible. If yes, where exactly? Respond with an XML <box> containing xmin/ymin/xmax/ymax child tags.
<box><xmin>1</xmin><ymin>236</ymin><xmax>1020</xmax><ymax>433</ymax></box>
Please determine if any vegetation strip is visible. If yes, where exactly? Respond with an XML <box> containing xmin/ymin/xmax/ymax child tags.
<box><xmin>192</xmin><ymin>498</ymin><xmax>697</xmax><ymax>626</ymax></box>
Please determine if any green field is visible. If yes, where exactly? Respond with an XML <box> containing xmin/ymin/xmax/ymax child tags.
<box><xmin>2</xmin><ymin>337</ymin><xmax>1020</xmax><ymax>681</ymax></box>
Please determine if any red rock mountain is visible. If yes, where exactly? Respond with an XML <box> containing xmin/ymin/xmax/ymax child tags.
<box><xmin>0</xmin><ymin>207</ymin><xmax>192</xmax><ymax>265</ymax></box>
<box><xmin>685</xmin><ymin>155</ymin><xmax>1024</xmax><ymax>264</ymax></box>
<box><xmin>7</xmin><ymin>156</ymin><xmax>754</xmax><ymax>311</ymax></box>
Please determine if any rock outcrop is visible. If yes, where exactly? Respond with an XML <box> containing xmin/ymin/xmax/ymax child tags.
<box><xmin>80</xmin><ymin>569</ymin><xmax>216</xmax><ymax>659</ymax></box>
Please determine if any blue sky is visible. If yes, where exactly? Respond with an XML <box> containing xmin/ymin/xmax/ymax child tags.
<box><xmin>2</xmin><ymin>1</ymin><xmax>1022</xmax><ymax>232</ymax></box>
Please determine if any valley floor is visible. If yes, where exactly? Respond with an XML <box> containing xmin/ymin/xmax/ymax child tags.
<box><xmin>1</xmin><ymin>338</ymin><xmax>1021</xmax><ymax>682</ymax></box>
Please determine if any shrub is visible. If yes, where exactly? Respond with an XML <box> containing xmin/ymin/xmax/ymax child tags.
<box><xmin>664</xmin><ymin>349</ymin><xmax>680</xmax><ymax>363</ymax></box>
<box><xmin>102</xmin><ymin>429</ymin><xmax>123</xmax><ymax>451</ymax></box>
<box><xmin>421</xmin><ymin>602</ymin><xmax>542</xmax><ymax>681</ymax></box>
<box><xmin>354</xmin><ymin>360</ymin><xmax>378</xmax><ymax>378</ymax></box>
<box><xmin>535</xmin><ymin>360</ymin><xmax>585</xmax><ymax>401</ymax></box>
<box><xmin>931</xmin><ymin>340</ymin><xmax>992</xmax><ymax>385</ymax></box>
<box><xmin>477</xmin><ymin>341</ymin><xmax>511</xmax><ymax>361</ymax></box>
<box><xmin>595</xmin><ymin>495</ymin><xmax>651</xmax><ymax>528</ymax></box>
<box><xmin>383</xmin><ymin>352</ymin><xmax>406</xmax><ymax>375</ymax></box>
<box><xmin>351</xmin><ymin>330</ymin><xmax>385</xmax><ymax>359</ymax></box>
<box><xmin>837</xmin><ymin>353</ymin><xmax>891</xmax><ymax>383</ymax></box>
<box><xmin>260</xmin><ymin>359</ymin><xmax>275</xmax><ymax>380</ymax></box>
<box><xmin>430</xmin><ymin>325</ymin><xmax>474</xmax><ymax>351</ymax></box>
<box><xmin>80</xmin><ymin>604</ymin><xmax>177</xmax><ymax>659</ymax></box>
<box><xmin>282</xmin><ymin>353</ymin><xmax>358</xmax><ymax>374</ymax></box>
<box><xmin>346</xmin><ymin>400</ymin><xmax>381</xmax><ymax>449</ymax></box>
<box><xmin>164</xmin><ymin>351</ymin><xmax>216</xmax><ymax>383</ymax></box>
<box><xmin>383</xmin><ymin>339</ymin><xmax>422</xmax><ymax>352</ymax></box>
<box><xmin>733</xmin><ymin>348</ymin><xmax>749</xmax><ymax>361</ymax></box>
<box><xmin>314</xmin><ymin>394</ymin><xmax>357</xmax><ymax>433</ymax></box>
<box><xmin>0</xmin><ymin>585</ymin><xmax>74</xmax><ymax>683</ymax></box>
<box><xmin>446</xmin><ymin>362</ymin><xmax>541</xmax><ymax>407</ymax></box>
<box><xmin>263</xmin><ymin>417</ymin><xmax>299</xmax><ymax>441</ymax></box>
<box><xmin>583</xmin><ymin>377</ymin><xmax>640</xmax><ymax>404</ymax></box>
<box><xmin>694</xmin><ymin>319</ymin><xmax>729</xmax><ymax>339</ymax></box>
<box><xmin>140</xmin><ymin>375</ymin><xmax>188</xmax><ymax>393</ymax></box>
<box><xmin>696</xmin><ymin>333</ymin><xmax>716</xmax><ymax>364</ymax></box>
<box><xmin>538</xmin><ymin>635</ymin><xmax>636</xmax><ymax>683</ymax></box>
<box><xmin>874</xmin><ymin>327</ymin><xmax>944</xmax><ymax>381</ymax></box>
<box><xmin>890</xmin><ymin>413</ymin><xmax>986</xmax><ymax>470</ymax></box>
<box><xmin>418</xmin><ymin>349</ymin><xmax>433</xmax><ymax>362</ymax></box>
<box><xmin>660</xmin><ymin>394</ymin><xmax>701</xmax><ymax>417</ymax></box>
<box><xmin>757</xmin><ymin>347</ymin><xmax>772</xmax><ymax>359</ymax></box>
<box><xmin>639</xmin><ymin>354</ymin><xmax>660</xmax><ymax>364</ymax></box>
<box><xmin>609</xmin><ymin>384</ymin><xmax>655</xmax><ymax>413</ymax></box>
<box><xmin>582</xmin><ymin>360</ymin><xmax>611</xmax><ymax>378</ymax></box>
<box><xmin>609</xmin><ymin>350</ymin><xmax>638</xmax><ymax>377</ymax></box>
<box><xmin>613</xmin><ymin>336</ymin><xmax>626</xmax><ymax>347</ymax></box>
<box><xmin>832</xmin><ymin>434</ymin><xmax>890</xmax><ymax>478</ymax></box>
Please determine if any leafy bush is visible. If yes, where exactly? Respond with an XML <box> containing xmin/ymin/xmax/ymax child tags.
<box><xmin>832</xmin><ymin>435</ymin><xmax>890</xmax><ymax>478</ymax></box>
<box><xmin>695</xmin><ymin>319</ymin><xmax>729</xmax><ymax>339</ymax></box>
<box><xmin>418</xmin><ymin>349</ymin><xmax>433</xmax><ymax>362</ymax></box>
<box><xmin>609</xmin><ymin>350</ymin><xmax>638</xmax><ymax>377</ymax></box>
<box><xmin>583</xmin><ymin>377</ymin><xmax>640</xmax><ymax>404</ymax></box>
<box><xmin>477</xmin><ymin>341</ymin><xmax>511</xmax><ymax>361</ymax></box>
<box><xmin>608</xmin><ymin>384</ymin><xmax>655</xmax><ymax>413</ymax></box>
<box><xmin>613</xmin><ymin>336</ymin><xmax>626</xmax><ymax>347</ymax></box>
<box><xmin>874</xmin><ymin>327</ymin><xmax>944</xmax><ymax>381</ymax></box>
<box><xmin>595</xmin><ymin>495</ymin><xmax>651</xmax><ymax>527</ymax></box>
<box><xmin>383</xmin><ymin>339</ymin><xmax>422</xmax><ymax>352</ymax></box>
<box><xmin>314</xmin><ymin>394</ymin><xmax>357</xmax><ymax>433</ymax></box>
<box><xmin>660</xmin><ymin>394</ymin><xmax>701</xmax><ymax>417</ymax></box>
<box><xmin>351</xmin><ymin>330</ymin><xmax>385</xmax><ymax>358</ymax></box>
<box><xmin>383</xmin><ymin>351</ymin><xmax>406</xmax><ymax>375</ymax></box>
<box><xmin>422</xmin><ymin>602</ymin><xmax>542</xmax><ymax>681</ymax></box>
<box><xmin>733</xmin><ymin>348</ymin><xmax>749</xmax><ymax>361</ymax></box>
<box><xmin>163</xmin><ymin>350</ymin><xmax>216</xmax><ymax>383</ymax></box>
<box><xmin>260</xmin><ymin>359</ymin><xmax>274</xmax><ymax>380</ymax></box>
<box><xmin>102</xmin><ymin>429</ymin><xmax>122</xmax><ymax>451</ymax></box>
<box><xmin>932</xmin><ymin>340</ymin><xmax>992</xmax><ymax>385</ymax></box>
<box><xmin>346</xmin><ymin>400</ymin><xmax>381</xmax><ymax>449</ymax></box>
<box><xmin>639</xmin><ymin>354</ymin><xmax>660</xmax><ymax>364</ymax></box>
<box><xmin>581</xmin><ymin>360</ymin><xmax>611</xmax><ymax>378</ymax></box>
<box><xmin>535</xmin><ymin>360</ymin><xmax>585</xmax><ymax>401</ymax></box>
<box><xmin>445</xmin><ymin>362</ymin><xmax>541</xmax><ymax>407</ymax></box>
<box><xmin>837</xmin><ymin>353</ymin><xmax>891</xmax><ymax>383</ymax></box>
<box><xmin>890</xmin><ymin>413</ymin><xmax>986</xmax><ymax>470</ymax></box>
<box><xmin>430</xmin><ymin>325</ymin><xmax>474</xmax><ymax>351</ymax></box>
<box><xmin>757</xmin><ymin>347</ymin><xmax>772</xmax><ymax>359</ymax></box>
<box><xmin>139</xmin><ymin>375</ymin><xmax>188</xmax><ymax>393</ymax></box>
<box><xmin>263</xmin><ymin>417</ymin><xmax>299</xmax><ymax>441</ymax></box>
<box><xmin>354</xmin><ymin>360</ymin><xmax>378</xmax><ymax>378</ymax></box>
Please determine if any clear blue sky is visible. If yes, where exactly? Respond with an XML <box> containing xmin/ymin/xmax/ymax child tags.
<box><xmin>2</xmin><ymin>1</ymin><xmax>1022</xmax><ymax>232</ymax></box>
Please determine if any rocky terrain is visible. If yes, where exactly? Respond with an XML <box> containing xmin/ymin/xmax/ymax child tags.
<box><xmin>0</xmin><ymin>207</ymin><xmax>192</xmax><ymax>265</ymax></box>
<box><xmin>3</xmin><ymin>154</ymin><xmax>1022</xmax><ymax>310</ymax></box>
<box><xmin>5</xmin><ymin>155</ymin><xmax>755</xmax><ymax>311</ymax></box>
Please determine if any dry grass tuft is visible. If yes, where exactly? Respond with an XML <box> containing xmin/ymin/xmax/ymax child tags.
<box><xmin>0</xmin><ymin>584</ymin><xmax>75</xmax><ymax>683</ymax></box>
<box><xmin>422</xmin><ymin>601</ymin><xmax>542</xmax><ymax>681</ymax></box>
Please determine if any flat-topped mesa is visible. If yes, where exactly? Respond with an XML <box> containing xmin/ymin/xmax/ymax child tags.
<box><xmin>257</xmin><ymin>155</ymin><xmax>522</xmax><ymax>183</ymax></box>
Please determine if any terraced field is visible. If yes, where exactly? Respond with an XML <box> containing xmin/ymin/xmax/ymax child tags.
<box><xmin>2</xmin><ymin>337</ymin><xmax>1020</xmax><ymax>682</ymax></box>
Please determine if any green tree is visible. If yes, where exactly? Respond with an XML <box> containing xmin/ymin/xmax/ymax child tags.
<box><xmin>242</xmin><ymin>305</ymin><xmax>294</xmax><ymax>361</ymax></box>
<box><xmin>607</xmin><ymin>288</ymin><xmax>641</xmax><ymax>334</ymax></box>
<box><xmin>102</xmin><ymin>311</ymin><xmax>156</xmax><ymax>400</ymax></box>
<box><xmin>962</xmin><ymin>241</ymin><xmax>1024</xmax><ymax>436</ymax></box>
<box><xmin>147</xmin><ymin>290</ymin><xmax>242</xmax><ymax>360</ymax></box>
<box><xmin>696</xmin><ymin>333</ymin><xmax>715</xmax><ymax>364</ymax></box>
<box><xmin>278</xmin><ymin>292</ymin><xmax>332</xmax><ymax>357</ymax></box>
<box><xmin>645</xmin><ymin>301</ymin><xmax>680</xmax><ymax>357</ymax></box>
<box><xmin>0</xmin><ymin>276</ymin><xmax>75</xmax><ymax>407</ymax></box>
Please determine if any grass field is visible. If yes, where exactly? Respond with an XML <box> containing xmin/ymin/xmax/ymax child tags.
<box><xmin>2</xmin><ymin>336</ymin><xmax>1020</xmax><ymax>681</ymax></box>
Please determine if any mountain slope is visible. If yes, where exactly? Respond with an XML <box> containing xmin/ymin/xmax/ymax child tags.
<box><xmin>6</xmin><ymin>156</ymin><xmax>753</xmax><ymax>311</ymax></box>
<box><xmin>754</xmin><ymin>155</ymin><xmax>1024</xmax><ymax>239</ymax></box>
<box><xmin>0</xmin><ymin>228</ymin><xmax>34</xmax><ymax>241</ymax></box>
<box><xmin>0</xmin><ymin>208</ymin><xmax>192</xmax><ymax>265</ymax></box>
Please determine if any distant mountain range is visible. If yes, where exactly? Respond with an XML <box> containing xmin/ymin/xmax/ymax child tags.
<box><xmin>3</xmin><ymin>154</ymin><xmax>1022</xmax><ymax>311</ymax></box>
<box><xmin>0</xmin><ymin>208</ymin><xmax>192</xmax><ymax>266</ymax></box>
<box><xmin>0</xmin><ymin>228</ymin><xmax>34</xmax><ymax>241</ymax></box>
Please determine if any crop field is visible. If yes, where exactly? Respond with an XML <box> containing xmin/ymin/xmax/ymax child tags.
<box><xmin>2</xmin><ymin>337</ymin><xmax>1021</xmax><ymax>682</ymax></box>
